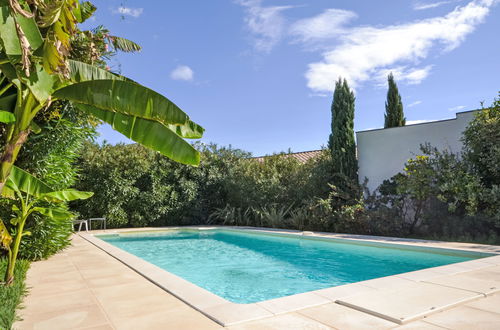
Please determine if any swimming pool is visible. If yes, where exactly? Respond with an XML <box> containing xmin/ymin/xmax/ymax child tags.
<box><xmin>98</xmin><ymin>229</ymin><xmax>489</xmax><ymax>304</ymax></box>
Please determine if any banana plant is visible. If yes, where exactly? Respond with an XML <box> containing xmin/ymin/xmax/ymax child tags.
<box><xmin>0</xmin><ymin>0</ymin><xmax>204</xmax><ymax>195</ymax></box>
<box><xmin>0</xmin><ymin>165</ymin><xmax>93</xmax><ymax>285</ymax></box>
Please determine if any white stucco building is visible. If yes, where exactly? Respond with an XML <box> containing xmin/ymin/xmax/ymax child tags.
<box><xmin>356</xmin><ymin>110</ymin><xmax>479</xmax><ymax>192</ymax></box>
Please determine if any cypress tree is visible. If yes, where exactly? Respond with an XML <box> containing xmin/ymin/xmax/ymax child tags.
<box><xmin>384</xmin><ymin>73</ymin><xmax>406</xmax><ymax>128</ymax></box>
<box><xmin>328</xmin><ymin>78</ymin><xmax>358</xmax><ymax>183</ymax></box>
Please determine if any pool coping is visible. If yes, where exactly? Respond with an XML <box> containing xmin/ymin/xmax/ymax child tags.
<box><xmin>79</xmin><ymin>226</ymin><xmax>500</xmax><ymax>326</ymax></box>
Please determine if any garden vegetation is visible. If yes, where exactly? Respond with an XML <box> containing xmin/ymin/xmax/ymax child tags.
<box><xmin>73</xmin><ymin>95</ymin><xmax>499</xmax><ymax>243</ymax></box>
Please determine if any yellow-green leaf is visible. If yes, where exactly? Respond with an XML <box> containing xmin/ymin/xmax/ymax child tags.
<box><xmin>0</xmin><ymin>219</ymin><xmax>12</xmax><ymax>250</ymax></box>
<box><xmin>40</xmin><ymin>189</ymin><xmax>93</xmax><ymax>202</ymax></box>
<box><xmin>0</xmin><ymin>110</ymin><xmax>15</xmax><ymax>123</ymax></box>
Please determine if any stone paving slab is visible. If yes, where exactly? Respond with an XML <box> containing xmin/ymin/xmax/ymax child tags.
<box><xmin>15</xmin><ymin>235</ymin><xmax>222</xmax><ymax>330</ymax></box>
<box><xmin>424</xmin><ymin>266</ymin><xmax>500</xmax><ymax>296</ymax></box>
<box><xmin>225</xmin><ymin>313</ymin><xmax>333</xmax><ymax>330</ymax></box>
<box><xmin>336</xmin><ymin>281</ymin><xmax>483</xmax><ymax>324</ymax></box>
<box><xmin>422</xmin><ymin>305</ymin><xmax>500</xmax><ymax>329</ymax></box>
<box><xmin>297</xmin><ymin>303</ymin><xmax>396</xmax><ymax>329</ymax></box>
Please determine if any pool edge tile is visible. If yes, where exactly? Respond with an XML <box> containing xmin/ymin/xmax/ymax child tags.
<box><xmin>256</xmin><ymin>291</ymin><xmax>331</xmax><ymax>315</ymax></box>
<box><xmin>201</xmin><ymin>303</ymin><xmax>274</xmax><ymax>326</ymax></box>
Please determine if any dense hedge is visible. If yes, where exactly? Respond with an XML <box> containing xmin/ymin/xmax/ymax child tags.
<box><xmin>72</xmin><ymin>143</ymin><xmax>334</xmax><ymax>228</ymax></box>
<box><xmin>71</xmin><ymin>98</ymin><xmax>500</xmax><ymax>244</ymax></box>
<box><xmin>10</xmin><ymin>108</ymin><xmax>96</xmax><ymax>261</ymax></box>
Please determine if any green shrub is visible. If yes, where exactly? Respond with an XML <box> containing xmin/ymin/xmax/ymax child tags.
<box><xmin>370</xmin><ymin>138</ymin><xmax>499</xmax><ymax>240</ymax></box>
<box><xmin>463</xmin><ymin>97</ymin><xmax>500</xmax><ymax>188</ymax></box>
<box><xmin>0</xmin><ymin>259</ymin><xmax>30</xmax><ymax>329</ymax></box>
<box><xmin>209</xmin><ymin>205</ymin><xmax>253</xmax><ymax>226</ymax></box>
<box><xmin>253</xmin><ymin>204</ymin><xmax>294</xmax><ymax>228</ymax></box>
<box><xmin>13</xmin><ymin>110</ymin><xmax>95</xmax><ymax>261</ymax></box>
<box><xmin>73</xmin><ymin>143</ymin><xmax>249</xmax><ymax>227</ymax></box>
<box><xmin>18</xmin><ymin>216</ymin><xmax>74</xmax><ymax>261</ymax></box>
<box><xmin>73</xmin><ymin>144</ymin><xmax>336</xmax><ymax>229</ymax></box>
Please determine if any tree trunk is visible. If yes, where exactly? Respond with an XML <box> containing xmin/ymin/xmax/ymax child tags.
<box><xmin>4</xmin><ymin>218</ymin><xmax>26</xmax><ymax>285</ymax></box>
<box><xmin>0</xmin><ymin>129</ymin><xmax>30</xmax><ymax>194</ymax></box>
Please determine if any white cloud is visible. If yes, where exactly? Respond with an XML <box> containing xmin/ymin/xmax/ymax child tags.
<box><xmin>406</xmin><ymin>119</ymin><xmax>436</xmax><ymax>125</ymax></box>
<box><xmin>375</xmin><ymin>66</ymin><xmax>433</xmax><ymax>87</ymax></box>
<box><xmin>305</xmin><ymin>0</ymin><xmax>495</xmax><ymax>92</ymax></box>
<box><xmin>408</xmin><ymin>100</ymin><xmax>423</xmax><ymax>107</ymax></box>
<box><xmin>414</xmin><ymin>1</ymin><xmax>455</xmax><ymax>10</ymax></box>
<box><xmin>114</xmin><ymin>6</ymin><xmax>143</xmax><ymax>18</ymax></box>
<box><xmin>290</xmin><ymin>9</ymin><xmax>357</xmax><ymax>43</ymax></box>
<box><xmin>236</xmin><ymin>0</ymin><xmax>294</xmax><ymax>53</ymax></box>
<box><xmin>170</xmin><ymin>65</ymin><xmax>194</xmax><ymax>81</ymax></box>
<box><xmin>448</xmin><ymin>105</ymin><xmax>467</xmax><ymax>111</ymax></box>
<box><xmin>413</xmin><ymin>0</ymin><xmax>464</xmax><ymax>10</ymax></box>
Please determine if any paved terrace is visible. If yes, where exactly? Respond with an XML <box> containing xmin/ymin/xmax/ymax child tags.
<box><xmin>15</xmin><ymin>233</ymin><xmax>500</xmax><ymax>330</ymax></box>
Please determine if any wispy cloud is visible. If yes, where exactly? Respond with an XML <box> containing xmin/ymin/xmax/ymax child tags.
<box><xmin>235</xmin><ymin>0</ymin><xmax>294</xmax><ymax>53</ymax></box>
<box><xmin>448</xmin><ymin>105</ymin><xmax>467</xmax><ymax>111</ymax></box>
<box><xmin>374</xmin><ymin>66</ymin><xmax>433</xmax><ymax>87</ymax></box>
<box><xmin>413</xmin><ymin>0</ymin><xmax>463</xmax><ymax>10</ymax></box>
<box><xmin>408</xmin><ymin>100</ymin><xmax>423</xmax><ymax>107</ymax></box>
<box><xmin>304</xmin><ymin>0</ymin><xmax>495</xmax><ymax>92</ymax></box>
<box><xmin>170</xmin><ymin>65</ymin><xmax>194</xmax><ymax>81</ymax></box>
<box><xmin>308</xmin><ymin>92</ymin><xmax>329</xmax><ymax>98</ymax></box>
<box><xmin>113</xmin><ymin>6</ymin><xmax>143</xmax><ymax>18</ymax></box>
<box><xmin>290</xmin><ymin>9</ymin><xmax>357</xmax><ymax>43</ymax></box>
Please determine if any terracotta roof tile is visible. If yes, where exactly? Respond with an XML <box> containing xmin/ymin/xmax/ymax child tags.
<box><xmin>251</xmin><ymin>150</ymin><xmax>322</xmax><ymax>163</ymax></box>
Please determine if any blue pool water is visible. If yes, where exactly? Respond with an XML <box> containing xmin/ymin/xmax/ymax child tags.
<box><xmin>99</xmin><ymin>229</ymin><xmax>488</xmax><ymax>303</ymax></box>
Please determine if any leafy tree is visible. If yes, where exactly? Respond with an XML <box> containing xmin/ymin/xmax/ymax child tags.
<box><xmin>394</xmin><ymin>146</ymin><xmax>484</xmax><ymax>234</ymax></box>
<box><xmin>5</xmin><ymin>20</ymin><xmax>136</xmax><ymax>261</ymax></box>
<box><xmin>1</xmin><ymin>166</ymin><xmax>92</xmax><ymax>284</ymax></box>
<box><xmin>384</xmin><ymin>73</ymin><xmax>406</xmax><ymax>128</ymax></box>
<box><xmin>0</xmin><ymin>0</ymin><xmax>204</xmax><ymax>195</ymax></box>
<box><xmin>462</xmin><ymin>95</ymin><xmax>500</xmax><ymax>188</ymax></box>
<box><xmin>0</xmin><ymin>0</ymin><xmax>204</xmax><ymax>285</ymax></box>
<box><xmin>73</xmin><ymin>144</ymin><xmax>335</xmax><ymax>229</ymax></box>
<box><xmin>72</xmin><ymin>143</ymin><xmax>249</xmax><ymax>228</ymax></box>
<box><xmin>328</xmin><ymin>78</ymin><xmax>358</xmax><ymax>184</ymax></box>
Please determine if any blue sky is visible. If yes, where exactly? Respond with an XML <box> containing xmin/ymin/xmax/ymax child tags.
<box><xmin>83</xmin><ymin>0</ymin><xmax>499</xmax><ymax>156</ymax></box>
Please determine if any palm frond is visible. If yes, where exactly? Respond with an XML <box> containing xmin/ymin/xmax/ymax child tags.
<box><xmin>110</xmin><ymin>36</ymin><xmax>141</xmax><ymax>52</ymax></box>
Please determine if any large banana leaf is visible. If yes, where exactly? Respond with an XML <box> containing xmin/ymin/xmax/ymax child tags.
<box><xmin>2</xmin><ymin>166</ymin><xmax>52</xmax><ymax>198</ymax></box>
<box><xmin>33</xmin><ymin>207</ymin><xmax>74</xmax><ymax>220</ymax></box>
<box><xmin>40</xmin><ymin>189</ymin><xmax>93</xmax><ymax>202</ymax></box>
<box><xmin>166</xmin><ymin>120</ymin><xmax>204</xmax><ymax>139</ymax></box>
<box><xmin>68</xmin><ymin>60</ymin><xmax>126</xmax><ymax>82</ymax></box>
<box><xmin>76</xmin><ymin>103</ymin><xmax>201</xmax><ymax>165</ymax></box>
<box><xmin>53</xmin><ymin>79</ymin><xmax>198</xmax><ymax>127</ymax></box>
<box><xmin>1</xmin><ymin>56</ymin><xmax>59</xmax><ymax>104</ymax></box>
<box><xmin>0</xmin><ymin>1</ymin><xmax>43</xmax><ymax>56</ymax></box>
<box><xmin>64</xmin><ymin>63</ymin><xmax>203</xmax><ymax>139</ymax></box>
<box><xmin>23</xmin><ymin>62</ymin><xmax>59</xmax><ymax>103</ymax></box>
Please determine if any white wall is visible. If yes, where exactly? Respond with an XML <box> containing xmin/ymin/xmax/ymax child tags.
<box><xmin>356</xmin><ymin>110</ymin><xmax>478</xmax><ymax>193</ymax></box>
